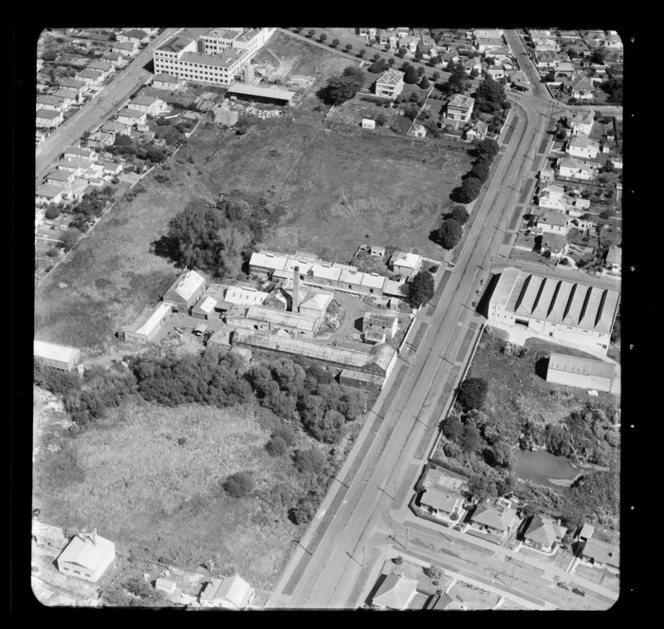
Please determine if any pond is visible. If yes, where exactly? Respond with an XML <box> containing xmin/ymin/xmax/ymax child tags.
<box><xmin>513</xmin><ymin>449</ymin><xmax>579</xmax><ymax>489</ymax></box>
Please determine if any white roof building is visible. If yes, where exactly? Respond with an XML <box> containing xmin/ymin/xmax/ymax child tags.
<box><xmin>56</xmin><ymin>531</ymin><xmax>116</xmax><ymax>582</ymax></box>
<box><xmin>34</xmin><ymin>340</ymin><xmax>81</xmax><ymax>371</ymax></box>
<box><xmin>199</xmin><ymin>575</ymin><xmax>254</xmax><ymax>609</ymax></box>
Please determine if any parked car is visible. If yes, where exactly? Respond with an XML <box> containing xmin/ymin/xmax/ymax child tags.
<box><xmin>556</xmin><ymin>581</ymin><xmax>569</xmax><ymax>590</ymax></box>
<box><xmin>572</xmin><ymin>587</ymin><xmax>586</xmax><ymax>597</ymax></box>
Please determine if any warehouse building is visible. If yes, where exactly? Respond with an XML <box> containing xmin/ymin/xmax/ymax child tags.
<box><xmin>231</xmin><ymin>328</ymin><xmax>397</xmax><ymax>390</ymax></box>
<box><xmin>120</xmin><ymin>302</ymin><xmax>171</xmax><ymax>344</ymax></box>
<box><xmin>56</xmin><ymin>530</ymin><xmax>116</xmax><ymax>582</ymax></box>
<box><xmin>546</xmin><ymin>352</ymin><xmax>617</xmax><ymax>393</ymax></box>
<box><xmin>162</xmin><ymin>270</ymin><xmax>207</xmax><ymax>313</ymax></box>
<box><xmin>486</xmin><ymin>267</ymin><xmax>620</xmax><ymax>354</ymax></box>
<box><xmin>34</xmin><ymin>340</ymin><xmax>80</xmax><ymax>371</ymax></box>
<box><xmin>225</xmin><ymin>83</ymin><xmax>294</xmax><ymax>105</ymax></box>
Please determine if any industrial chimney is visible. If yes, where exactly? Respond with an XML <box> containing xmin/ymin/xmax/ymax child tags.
<box><xmin>292</xmin><ymin>266</ymin><xmax>300</xmax><ymax>313</ymax></box>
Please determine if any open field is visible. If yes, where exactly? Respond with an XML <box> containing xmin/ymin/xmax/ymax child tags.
<box><xmin>31</xmin><ymin>400</ymin><xmax>318</xmax><ymax>589</ymax></box>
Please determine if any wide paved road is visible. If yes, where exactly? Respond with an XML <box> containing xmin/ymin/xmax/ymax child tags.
<box><xmin>268</xmin><ymin>40</ymin><xmax>588</xmax><ymax>609</ymax></box>
<box><xmin>35</xmin><ymin>28</ymin><xmax>177</xmax><ymax>182</ymax></box>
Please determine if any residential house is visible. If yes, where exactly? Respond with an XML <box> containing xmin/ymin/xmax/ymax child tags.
<box><xmin>486</xmin><ymin>64</ymin><xmax>506</xmax><ymax>80</ymax></box>
<box><xmin>538</xmin><ymin>166</ymin><xmax>556</xmax><ymax>185</ymax></box>
<box><xmin>363</xmin><ymin>312</ymin><xmax>399</xmax><ymax>344</ymax></box>
<box><xmin>540</xmin><ymin>232</ymin><xmax>569</xmax><ymax>259</ymax></box>
<box><xmin>46</xmin><ymin>169</ymin><xmax>76</xmax><ymax>189</ymax></box>
<box><xmin>474</xmin><ymin>29</ymin><xmax>504</xmax><ymax>40</ymax></box>
<box><xmin>532</xmin><ymin>37</ymin><xmax>559</xmax><ymax>52</ymax></box>
<box><xmin>374</xmin><ymin>69</ymin><xmax>405</xmax><ymax>100</ymax></box>
<box><xmin>538</xmin><ymin>184</ymin><xmax>566</xmax><ymax>211</ymax></box>
<box><xmin>36</xmin><ymin>108</ymin><xmax>64</xmax><ymax>128</ymax></box>
<box><xmin>100</xmin><ymin>161</ymin><xmax>124</xmax><ymax>176</ymax></box>
<box><xmin>128</xmin><ymin>95</ymin><xmax>167</xmax><ymax>116</ymax></box>
<box><xmin>102</xmin><ymin>51</ymin><xmax>125</xmax><ymax>66</ymax></box>
<box><xmin>469</xmin><ymin>497</ymin><xmax>519</xmax><ymax>539</ymax></box>
<box><xmin>75</xmin><ymin>68</ymin><xmax>105</xmax><ymax>86</ymax></box>
<box><xmin>34</xmin><ymin>340</ymin><xmax>80</xmax><ymax>371</ymax></box>
<box><xmin>152</xmin><ymin>73</ymin><xmax>185</xmax><ymax>91</ymax></box>
<box><xmin>390</xmin><ymin>252</ymin><xmax>423</xmax><ymax>278</ymax></box>
<box><xmin>117</xmin><ymin>108</ymin><xmax>148</xmax><ymax>127</ymax></box>
<box><xmin>536</xmin><ymin>209</ymin><xmax>569</xmax><ymax>234</ymax></box>
<box><xmin>361</xmin><ymin>118</ymin><xmax>376</xmax><ymax>129</ymax></box>
<box><xmin>604</xmin><ymin>245</ymin><xmax>621</xmax><ymax>275</ymax></box>
<box><xmin>570</xmin><ymin>76</ymin><xmax>596</xmax><ymax>100</ymax></box>
<box><xmin>56</xmin><ymin>531</ymin><xmax>116</xmax><ymax>583</ymax></box>
<box><xmin>445</xmin><ymin>93</ymin><xmax>474</xmax><ymax>127</ymax></box>
<box><xmin>37</xmin><ymin>94</ymin><xmax>66</xmax><ymax>112</ymax></box>
<box><xmin>59</xmin><ymin>77</ymin><xmax>87</xmax><ymax>96</ymax></box>
<box><xmin>567</xmin><ymin>136</ymin><xmax>600</xmax><ymax>160</ymax></box>
<box><xmin>509</xmin><ymin>71</ymin><xmax>530</xmax><ymax>92</ymax></box>
<box><xmin>409</xmin><ymin>122</ymin><xmax>426</xmax><ymax>138</ymax></box>
<box><xmin>53</xmin><ymin>87</ymin><xmax>82</xmax><ymax>107</ymax></box>
<box><xmin>609</xmin><ymin>157</ymin><xmax>622</xmax><ymax>170</ymax></box>
<box><xmin>401</xmin><ymin>35</ymin><xmax>419</xmax><ymax>54</ymax></box>
<box><xmin>581</xmin><ymin>538</ymin><xmax>619</xmax><ymax>570</ymax></box>
<box><xmin>112</xmin><ymin>41</ymin><xmax>139</xmax><ymax>56</ymax></box>
<box><xmin>555</xmin><ymin>62</ymin><xmax>575</xmax><ymax>79</ymax></box>
<box><xmin>86</xmin><ymin>60</ymin><xmax>114</xmax><ymax>79</ymax></box>
<box><xmin>475</xmin><ymin>37</ymin><xmax>504</xmax><ymax>54</ymax></box>
<box><xmin>420</xmin><ymin>486</ymin><xmax>464</xmax><ymax>520</ymax></box>
<box><xmin>466</xmin><ymin>119</ymin><xmax>488</xmax><ymax>141</ymax></box>
<box><xmin>569</xmin><ymin>109</ymin><xmax>594</xmax><ymax>136</ymax></box>
<box><xmin>462</xmin><ymin>57</ymin><xmax>482</xmax><ymax>75</ymax></box>
<box><xmin>199</xmin><ymin>575</ymin><xmax>255</xmax><ymax>609</ymax></box>
<box><xmin>63</xmin><ymin>146</ymin><xmax>98</xmax><ymax>161</ymax></box>
<box><xmin>522</xmin><ymin>515</ymin><xmax>567</xmax><ymax>552</ymax></box>
<box><xmin>117</xmin><ymin>28</ymin><xmax>149</xmax><ymax>45</ymax></box>
<box><xmin>155</xmin><ymin>578</ymin><xmax>177</xmax><ymax>595</ymax></box>
<box><xmin>534</xmin><ymin>50</ymin><xmax>562</xmax><ymax>69</ymax></box>
<box><xmin>576</xmin><ymin>523</ymin><xmax>595</xmax><ymax>543</ymax></box>
<box><xmin>35</xmin><ymin>184</ymin><xmax>66</xmax><ymax>206</ymax></box>
<box><xmin>557</xmin><ymin>156</ymin><xmax>595</xmax><ymax>181</ymax></box>
<box><xmin>604</xmin><ymin>32</ymin><xmax>623</xmax><ymax>50</ymax></box>
<box><xmin>371</xmin><ymin>573</ymin><xmax>418</xmax><ymax>610</ymax></box>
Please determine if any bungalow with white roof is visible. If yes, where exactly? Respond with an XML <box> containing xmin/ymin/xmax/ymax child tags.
<box><xmin>152</xmin><ymin>73</ymin><xmax>185</xmax><ymax>91</ymax></box>
<box><xmin>557</xmin><ymin>156</ymin><xmax>595</xmax><ymax>181</ymax></box>
<box><xmin>466</xmin><ymin>119</ymin><xmax>489</xmax><ymax>141</ymax></box>
<box><xmin>117</xmin><ymin>108</ymin><xmax>148</xmax><ymax>127</ymax></box>
<box><xmin>128</xmin><ymin>95</ymin><xmax>167</xmax><ymax>116</ymax></box>
<box><xmin>570</xmin><ymin>77</ymin><xmax>596</xmax><ymax>100</ymax></box>
<box><xmin>567</xmin><ymin>136</ymin><xmax>600</xmax><ymax>160</ymax></box>
<box><xmin>374</xmin><ymin>69</ymin><xmax>405</xmax><ymax>100</ymax></box>
<box><xmin>390</xmin><ymin>252</ymin><xmax>423</xmax><ymax>278</ymax></box>
<box><xmin>569</xmin><ymin>109</ymin><xmax>594</xmax><ymax>136</ymax></box>
<box><xmin>469</xmin><ymin>497</ymin><xmax>520</xmax><ymax>540</ymax></box>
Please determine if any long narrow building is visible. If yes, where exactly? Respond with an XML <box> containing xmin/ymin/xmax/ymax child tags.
<box><xmin>486</xmin><ymin>267</ymin><xmax>620</xmax><ymax>353</ymax></box>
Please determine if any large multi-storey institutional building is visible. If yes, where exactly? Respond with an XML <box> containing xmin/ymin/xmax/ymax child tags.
<box><xmin>152</xmin><ymin>27</ymin><xmax>275</xmax><ymax>86</ymax></box>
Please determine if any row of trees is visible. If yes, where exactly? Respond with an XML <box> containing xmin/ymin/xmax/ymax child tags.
<box><xmin>450</xmin><ymin>137</ymin><xmax>500</xmax><ymax>206</ymax></box>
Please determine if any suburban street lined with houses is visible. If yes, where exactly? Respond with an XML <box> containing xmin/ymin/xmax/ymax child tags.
<box><xmin>30</xmin><ymin>26</ymin><xmax>624</xmax><ymax>611</ymax></box>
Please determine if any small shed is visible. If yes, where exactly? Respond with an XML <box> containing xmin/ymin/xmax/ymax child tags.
<box><xmin>362</xmin><ymin>118</ymin><xmax>376</xmax><ymax>129</ymax></box>
<box><xmin>155</xmin><ymin>577</ymin><xmax>177</xmax><ymax>594</ymax></box>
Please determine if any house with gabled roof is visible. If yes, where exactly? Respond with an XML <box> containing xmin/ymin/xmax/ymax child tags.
<box><xmin>371</xmin><ymin>573</ymin><xmax>418</xmax><ymax>610</ymax></box>
<box><xmin>580</xmin><ymin>538</ymin><xmax>619</xmax><ymax>570</ymax></box>
<box><xmin>568</xmin><ymin>109</ymin><xmax>594</xmax><ymax>136</ymax></box>
<box><xmin>567</xmin><ymin>136</ymin><xmax>600</xmax><ymax>160</ymax></box>
<box><xmin>469</xmin><ymin>498</ymin><xmax>520</xmax><ymax>539</ymax></box>
<box><xmin>570</xmin><ymin>76</ymin><xmax>596</xmax><ymax>100</ymax></box>
<box><xmin>56</xmin><ymin>530</ymin><xmax>116</xmax><ymax>582</ymax></box>
<box><xmin>162</xmin><ymin>270</ymin><xmax>207</xmax><ymax>313</ymax></box>
<box><xmin>445</xmin><ymin>93</ymin><xmax>475</xmax><ymax>128</ymax></box>
<box><xmin>538</xmin><ymin>184</ymin><xmax>566</xmax><ymax>211</ymax></box>
<box><xmin>557</xmin><ymin>156</ymin><xmax>596</xmax><ymax>181</ymax></box>
<box><xmin>546</xmin><ymin>352</ymin><xmax>617</xmax><ymax>392</ymax></box>
<box><xmin>522</xmin><ymin>515</ymin><xmax>567</xmax><ymax>552</ymax></box>
<box><xmin>390</xmin><ymin>252</ymin><xmax>423</xmax><ymax>278</ymax></box>
<box><xmin>36</xmin><ymin>108</ymin><xmax>64</xmax><ymax>128</ymax></box>
<box><xmin>604</xmin><ymin>245</ymin><xmax>621</xmax><ymax>276</ymax></box>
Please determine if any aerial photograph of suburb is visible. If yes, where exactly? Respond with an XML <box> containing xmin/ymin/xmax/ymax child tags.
<box><xmin>30</xmin><ymin>25</ymin><xmax>626</xmax><ymax>610</ymax></box>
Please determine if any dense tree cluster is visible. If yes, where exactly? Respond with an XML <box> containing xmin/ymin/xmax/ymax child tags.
<box><xmin>440</xmin><ymin>61</ymin><xmax>470</xmax><ymax>95</ymax></box>
<box><xmin>408</xmin><ymin>269</ymin><xmax>435</xmax><ymax>307</ymax></box>
<box><xmin>450</xmin><ymin>138</ymin><xmax>500</xmax><ymax>205</ymax></box>
<box><xmin>433</xmin><ymin>218</ymin><xmax>463</xmax><ymax>250</ymax></box>
<box><xmin>456</xmin><ymin>377</ymin><xmax>489</xmax><ymax>412</ymax></box>
<box><xmin>108</xmin><ymin>133</ymin><xmax>170</xmax><ymax>161</ymax></box>
<box><xmin>319</xmin><ymin>66</ymin><xmax>366</xmax><ymax>105</ymax></box>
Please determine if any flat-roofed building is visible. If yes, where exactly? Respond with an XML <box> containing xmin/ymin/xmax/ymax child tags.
<box><xmin>605</xmin><ymin>246</ymin><xmax>621</xmax><ymax>275</ymax></box>
<box><xmin>152</xmin><ymin>73</ymin><xmax>185</xmax><ymax>91</ymax></box>
<box><xmin>34</xmin><ymin>340</ymin><xmax>81</xmax><ymax>371</ymax></box>
<box><xmin>248</xmin><ymin>251</ymin><xmax>288</xmax><ymax>277</ymax></box>
<box><xmin>162</xmin><ymin>270</ymin><xmax>207</xmax><ymax>313</ymax></box>
<box><xmin>581</xmin><ymin>537</ymin><xmax>619</xmax><ymax>570</ymax></box>
<box><xmin>486</xmin><ymin>268</ymin><xmax>620</xmax><ymax>354</ymax></box>
<box><xmin>120</xmin><ymin>302</ymin><xmax>171</xmax><ymax>344</ymax></box>
<box><xmin>546</xmin><ymin>352</ymin><xmax>617</xmax><ymax>393</ymax></box>
<box><xmin>56</xmin><ymin>531</ymin><xmax>115</xmax><ymax>582</ymax></box>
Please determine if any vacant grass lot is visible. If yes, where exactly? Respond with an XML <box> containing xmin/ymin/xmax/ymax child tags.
<box><xmin>32</xmin><ymin>400</ymin><xmax>315</xmax><ymax>589</ymax></box>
